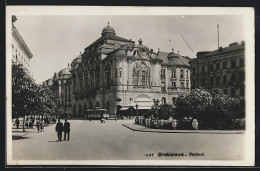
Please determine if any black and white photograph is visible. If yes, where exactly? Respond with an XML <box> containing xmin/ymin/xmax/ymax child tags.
<box><xmin>6</xmin><ymin>6</ymin><xmax>255</xmax><ymax>166</ymax></box>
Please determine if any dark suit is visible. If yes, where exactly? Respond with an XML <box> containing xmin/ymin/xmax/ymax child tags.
<box><xmin>63</xmin><ymin>121</ymin><xmax>70</xmax><ymax>141</ymax></box>
<box><xmin>55</xmin><ymin>121</ymin><xmax>63</xmax><ymax>141</ymax></box>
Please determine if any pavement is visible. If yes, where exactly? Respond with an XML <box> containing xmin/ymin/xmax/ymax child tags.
<box><xmin>12</xmin><ymin>119</ymin><xmax>245</xmax><ymax>161</ymax></box>
<box><xmin>122</xmin><ymin>123</ymin><xmax>245</xmax><ymax>134</ymax></box>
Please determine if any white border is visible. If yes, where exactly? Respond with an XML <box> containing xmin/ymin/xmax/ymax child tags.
<box><xmin>6</xmin><ymin>6</ymin><xmax>255</xmax><ymax>166</ymax></box>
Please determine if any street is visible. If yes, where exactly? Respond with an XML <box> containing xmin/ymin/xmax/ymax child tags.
<box><xmin>12</xmin><ymin>119</ymin><xmax>245</xmax><ymax>160</ymax></box>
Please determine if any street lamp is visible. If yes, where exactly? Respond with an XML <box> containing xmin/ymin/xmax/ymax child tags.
<box><xmin>153</xmin><ymin>98</ymin><xmax>160</xmax><ymax>120</ymax></box>
<box><xmin>135</xmin><ymin>104</ymin><xmax>139</xmax><ymax>118</ymax></box>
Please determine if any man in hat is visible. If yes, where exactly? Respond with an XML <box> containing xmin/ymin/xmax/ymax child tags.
<box><xmin>55</xmin><ymin>119</ymin><xmax>63</xmax><ymax>141</ymax></box>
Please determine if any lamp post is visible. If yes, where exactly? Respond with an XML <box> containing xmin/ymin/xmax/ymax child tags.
<box><xmin>135</xmin><ymin>104</ymin><xmax>139</xmax><ymax>118</ymax></box>
<box><xmin>153</xmin><ymin>98</ymin><xmax>160</xmax><ymax>120</ymax></box>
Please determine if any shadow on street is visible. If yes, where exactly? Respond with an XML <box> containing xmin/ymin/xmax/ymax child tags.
<box><xmin>12</xmin><ymin>136</ymin><xmax>30</xmax><ymax>140</ymax></box>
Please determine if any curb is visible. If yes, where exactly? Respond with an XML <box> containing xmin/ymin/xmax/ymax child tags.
<box><xmin>122</xmin><ymin>124</ymin><xmax>245</xmax><ymax>134</ymax></box>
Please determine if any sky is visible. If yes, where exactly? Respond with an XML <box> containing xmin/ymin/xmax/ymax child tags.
<box><xmin>13</xmin><ymin>15</ymin><xmax>245</xmax><ymax>84</ymax></box>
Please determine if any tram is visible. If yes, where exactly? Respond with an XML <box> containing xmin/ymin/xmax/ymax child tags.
<box><xmin>86</xmin><ymin>108</ymin><xmax>109</xmax><ymax>120</ymax></box>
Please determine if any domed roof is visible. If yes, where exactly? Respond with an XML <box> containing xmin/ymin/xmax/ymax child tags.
<box><xmin>101</xmin><ymin>22</ymin><xmax>116</xmax><ymax>37</ymax></box>
<box><xmin>58</xmin><ymin>66</ymin><xmax>71</xmax><ymax>76</ymax></box>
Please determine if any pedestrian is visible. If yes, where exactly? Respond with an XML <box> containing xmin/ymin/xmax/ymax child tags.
<box><xmin>55</xmin><ymin>119</ymin><xmax>63</xmax><ymax>141</ymax></box>
<box><xmin>29</xmin><ymin>120</ymin><xmax>33</xmax><ymax>128</ymax></box>
<box><xmin>36</xmin><ymin>120</ymin><xmax>40</xmax><ymax>132</ymax></box>
<box><xmin>25</xmin><ymin>121</ymin><xmax>29</xmax><ymax>129</ymax></box>
<box><xmin>40</xmin><ymin>119</ymin><xmax>44</xmax><ymax>132</ymax></box>
<box><xmin>15</xmin><ymin>118</ymin><xmax>20</xmax><ymax>129</ymax></box>
<box><xmin>63</xmin><ymin>118</ymin><xmax>70</xmax><ymax>141</ymax></box>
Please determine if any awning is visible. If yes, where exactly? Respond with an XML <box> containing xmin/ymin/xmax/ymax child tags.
<box><xmin>119</xmin><ymin>106</ymin><xmax>152</xmax><ymax>110</ymax></box>
<box><xmin>134</xmin><ymin>106</ymin><xmax>152</xmax><ymax>110</ymax></box>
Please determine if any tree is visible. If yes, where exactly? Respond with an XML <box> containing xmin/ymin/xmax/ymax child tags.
<box><xmin>174</xmin><ymin>88</ymin><xmax>240</xmax><ymax>130</ymax></box>
<box><xmin>12</xmin><ymin>63</ymin><xmax>58</xmax><ymax>131</ymax></box>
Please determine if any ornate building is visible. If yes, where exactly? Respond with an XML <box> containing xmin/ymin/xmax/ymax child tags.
<box><xmin>190</xmin><ymin>41</ymin><xmax>245</xmax><ymax>117</ymax></box>
<box><xmin>44</xmin><ymin>23</ymin><xmax>191</xmax><ymax>117</ymax></box>
<box><xmin>12</xmin><ymin>15</ymin><xmax>33</xmax><ymax>76</ymax></box>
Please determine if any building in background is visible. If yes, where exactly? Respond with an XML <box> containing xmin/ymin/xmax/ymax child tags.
<box><xmin>190</xmin><ymin>41</ymin><xmax>245</xmax><ymax>117</ymax></box>
<box><xmin>12</xmin><ymin>15</ymin><xmax>33</xmax><ymax>77</ymax></box>
<box><xmin>44</xmin><ymin>23</ymin><xmax>191</xmax><ymax>117</ymax></box>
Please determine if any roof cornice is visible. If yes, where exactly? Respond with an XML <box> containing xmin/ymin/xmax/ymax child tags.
<box><xmin>12</xmin><ymin>25</ymin><xmax>33</xmax><ymax>59</ymax></box>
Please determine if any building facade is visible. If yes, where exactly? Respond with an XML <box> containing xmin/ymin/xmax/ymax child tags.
<box><xmin>44</xmin><ymin>24</ymin><xmax>191</xmax><ymax>117</ymax></box>
<box><xmin>12</xmin><ymin>15</ymin><xmax>33</xmax><ymax>76</ymax></box>
<box><xmin>190</xmin><ymin>41</ymin><xmax>245</xmax><ymax>116</ymax></box>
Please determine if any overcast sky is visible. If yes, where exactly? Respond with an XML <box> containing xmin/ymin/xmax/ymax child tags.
<box><xmin>13</xmin><ymin>15</ymin><xmax>244</xmax><ymax>83</ymax></box>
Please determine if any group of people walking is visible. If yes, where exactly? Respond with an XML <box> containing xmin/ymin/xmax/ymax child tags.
<box><xmin>55</xmin><ymin>119</ymin><xmax>71</xmax><ymax>141</ymax></box>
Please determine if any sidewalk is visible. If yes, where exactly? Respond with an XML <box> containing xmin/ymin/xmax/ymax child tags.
<box><xmin>12</xmin><ymin>127</ymin><xmax>37</xmax><ymax>138</ymax></box>
<box><xmin>122</xmin><ymin>123</ymin><xmax>245</xmax><ymax>134</ymax></box>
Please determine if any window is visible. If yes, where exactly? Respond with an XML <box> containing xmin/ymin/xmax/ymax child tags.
<box><xmin>181</xmin><ymin>82</ymin><xmax>184</xmax><ymax>88</ymax></box>
<box><xmin>223</xmin><ymin>75</ymin><xmax>227</xmax><ymax>84</ymax></box>
<box><xmin>172</xmin><ymin>69</ymin><xmax>176</xmax><ymax>78</ymax></box>
<box><xmin>172</xmin><ymin>82</ymin><xmax>176</xmax><ymax>88</ymax></box>
<box><xmin>192</xmin><ymin>79</ymin><xmax>196</xmax><ymax>87</ymax></box>
<box><xmin>162</xmin><ymin>97</ymin><xmax>166</xmax><ymax>104</ymax></box>
<box><xmin>115</xmin><ymin>68</ymin><xmax>118</xmax><ymax>78</ymax></box>
<box><xmin>186</xmin><ymin>70</ymin><xmax>188</xmax><ymax>79</ymax></box>
<box><xmin>201</xmin><ymin>79</ymin><xmax>206</xmax><ymax>86</ymax></box>
<box><xmin>216</xmin><ymin>76</ymin><xmax>220</xmax><ymax>86</ymax></box>
<box><xmin>240</xmin><ymin>87</ymin><xmax>244</xmax><ymax>96</ymax></box>
<box><xmin>186</xmin><ymin>82</ymin><xmax>189</xmax><ymax>88</ymax></box>
<box><xmin>201</xmin><ymin>66</ymin><xmax>205</xmax><ymax>73</ymax></box>
<box><xmin>161</xmin><ymin>82</ymin><xmax>166</xmax><ymax>92</ymax></box>
<box><xmin>216</xmin><ymin>63</ymin><xmax>220</xmax><ymax>70</ymax></box>
<box><xmin>240</xmin><ymin>59</ymin><xmax>244</xmax><ymax>67</ymax></box>
<box><xmin>210</xmin><ymin>64</ymin><xmax>213</xmax><ymax>72</ymax></box>
<box><xmin>95</xmin><ymin>67</ymin><xmax>100</xmax><ymax>89</ymax></box>
<box><xmin>231</xmin><ymin>73</ymin><xmax>236</xmax><ymax>82</ymax></box>
<box><xmin>142</xmin><ymin>70</ymin><xmax>146</xmax><ymax>85</ymax></box>
<box><xmin>119</xmin><ymin>68</ymin><xmax>122</xmax><ymax>78</ymax></box>
<box><xmin>73</xmin><ymin>79</ymin><xmax>76</xmax><ymax>92</ymax></box>
<box><xmin>161</xmin><ymin>69</ymin><xmax>165</xmax><ymax>79</ymax></box>
<box><xmin>240</xmin><ymin>72</ymin><xmax>245</xmax><ymax>82</ymax></box>
<box><xmin>180</xmin><ymin>69</ymin><xmax>184</xmax><ymax>78</ymax></box>
<box><xmin>222</xmin><ymin>61</ymin><xmax>227</xmax><ymax>69</ymax></box>
<box><xmin>231</xmin><ymin>88</ymin><xmax>235</xmax><ymax>97</ymax></box>
<box><xmin>85</xmin><ymin>71</ymin><xmax>88</xmax><ymax>89</ymax></box>
<box><xmin>231</xmin><ymin>60</ymin><xmax>236</xmax><ymax>68</ymax></box>
<box><xmin>106</xmin><ymin>65</ymin><xmax>111</xmax><ymax>89</ymax></box>
<box><xmin>210</xmin><ymin>76</ymin><xmax>214</xmax><ymax>86</ymax></box>
<box><xmin>224</xmin><ymin>89</ymin><xmax>227</xmax><ymax>95</ymax></box>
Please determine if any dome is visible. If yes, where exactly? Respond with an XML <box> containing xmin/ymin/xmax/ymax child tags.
<box><xmin>101</xmin><ymin>22</ymin><xmax>116</xmax><ymax>37</ymax></box>
<box><xmin>58</xmin><ymin>66</ymin><xmax>71</xmax><ymax>76</ymax></box>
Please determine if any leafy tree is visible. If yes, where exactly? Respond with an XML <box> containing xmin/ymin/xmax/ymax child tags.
<box><xmin>12</xmin><ymin>63</ymin><xmax>57</xmax><ymax>131</ymax></box>
<box><xmin>174</xmin><ymin>88</ymin><xmax>240</xmax><ymax>130</ymax></box>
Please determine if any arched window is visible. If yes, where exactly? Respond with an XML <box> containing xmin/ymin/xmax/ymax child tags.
<box><xmin>106</xmin><ymin>65</ymin><xmax>111</xmax><ymax>89</ymax></box>
<box><xmin>180</xmin><ymin>69</ymin><xmax>184</xmax><ymax>78</ymax></box>
<box><xmin>223</xmin><ymin>74</ymin><xmax>227</xmax><ymax>84</ymax></box>
<box><xmin>172</xmin><ymin>69</ymin><xmax>176</xmax><ymax>78</ymax></box>
<box><xmin>133</xmin><ymin>66</ymin><xmax>139</xmax><ymax>85</ymax></box>
<box><xmin>162</xmin><ymin>97</ymin><xmax>166</xmax><ymax>104</ymax></box>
